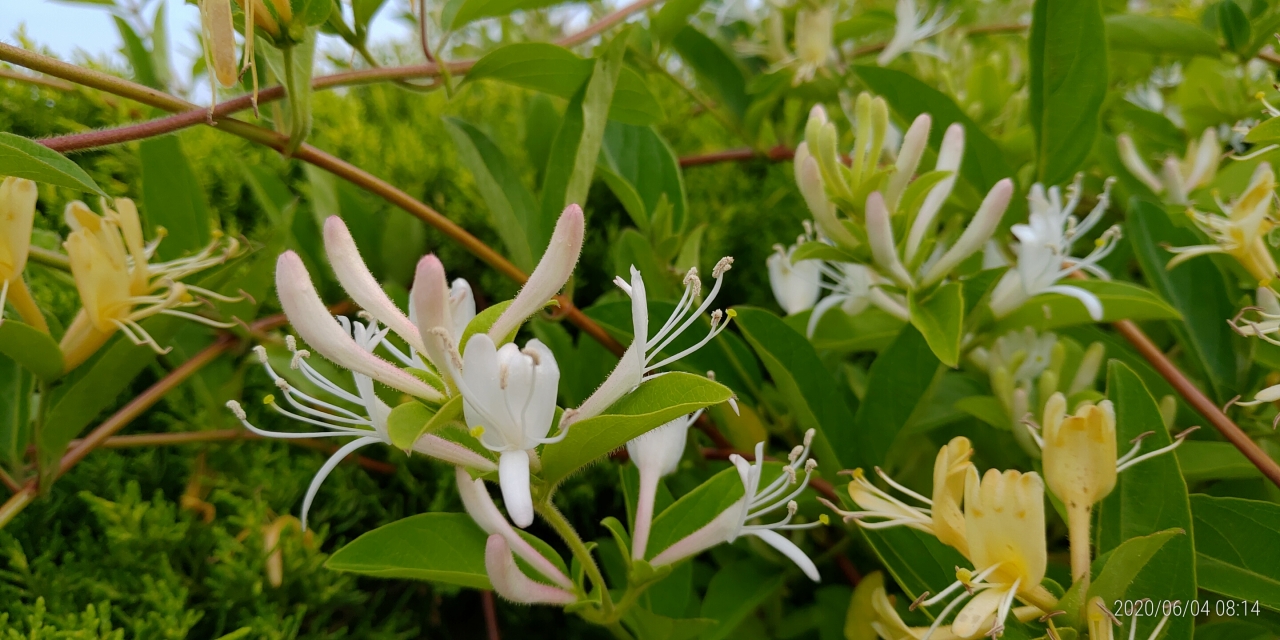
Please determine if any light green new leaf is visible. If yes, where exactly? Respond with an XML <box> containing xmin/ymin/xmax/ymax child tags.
<box><xmin>624</xmin><ymin>608</ymin><xmax>718</xmax><ymax>640</ymax></box>
<box><xmin>855</xmin><ymin>66</ymin><xmax>1013</xmax><ymax>193</ymax></box>
<box><xmin>326</xmin><ymin>513</ymin><xmax>492</xmax><ymax>588</ymax></box>
<box><xmin>733</xmin><ymin>306</ymin><xmax>856</xmax><ymax>473</ymax></box>
<box><xmin>387</xmin><ymin>396</ymin><xmax>464</xmax><ymax>451</ymax></box>
<box><xmin>539</xmin><ymin>372</ymin><xmax>730</xmax><ymax>486</ymax></box>
<box><xmin>908</xmin><ymin>282</ymin><xmax>964</xmax><ymax>368</ymax></box>
<box><xmin>0</xmin><ymin>320</ymin><xmax>63</xmax><ymax>382</ymax></box>
<box><xmin>653</xmin><ymin>0</ymin><xmax>705</xmax><ymax>42</ymax></box>
<box><xmin>461</xmin><ymin>299</ymin><xmax>515</xmax><ymax>347</ymax></box>
<box><xmin>0</xmin><ymin>133</ymin><xmax>106</xmax><ymax>196</ymax></box>
<box><xmin>0</xmin><ymin>354</ymin><xmax>34</xmax><ymax>476</ymax></box>
<box><xmin>1127</xmin><ymin>200</ymin><xmax>1241</xmax><ymax>402</ymax></box>
<box><xmin>860</xmin><ymin>527</ymin><xmax>969</xmax><ymax>617</ymax></box>
<box><xmin>1029</xmin><ymin>0</ymin><xmax>1108</xmax><ymax>185</ymax></box>
<box><xmin>1095</xmin><ymin>363</ymin><xmax>1195</xmax><ymax>640</ymax></box>
<box><xmin>699</xmin><ymin>560</ymin><xmax>786</xmax><ymax>640</ymax></box>
<box><xmin>140</xmin><ymin>136</ymin><xmax>212</xmax><ymax>260</ymax></box>
<box><xmin>463</xmin><ymin>43</ymin><xmax>661</xmax><ymax>126</ymax></box>
<box><xmin>1244</xmin><ymin>116</ymin><xmax>1280</xmax><ymax>145</ymax></box>
<box><xmin>798</xmin><ymin>306</ymin><xmax>906</xmax><ymax>354</ymax></box>
<box><xmin>1190</xmin><ymin>495</ymin><xmax>1280</xmax><ymax>611</ymax></box>
<box><xmin>991</xmin><ymin>280</ymin><xmax>1179</xmax><ymax>333</ymax></box>
<box><xmin>1058</xmin><ymin>529</ymin><xmax>1181</xmax><ymax>627</ymax></box>
<box><xmin>443</xmin><ymin>117</ymin><xmax>537</xmax><ymax>270</ymax></box>
<box><xmin>1105</xmin><ymin>15</ymin><xmax>1219</xmax><ymax>57</ymax></box>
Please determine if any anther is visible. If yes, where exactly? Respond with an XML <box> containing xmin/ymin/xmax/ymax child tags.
<box><xmin>713</xmin><ymin>256</ymin><xmax>734</xmax><ymax>278</ymax></box>
<box><xmin>254</xmin><ymin>345</ymin><xmax>269</xmax><ymax>363</ymax></box>
<box><xmin>226</xmin><ymin>400</ymin><xmax>246</xmax><ymax>419</ymax></box>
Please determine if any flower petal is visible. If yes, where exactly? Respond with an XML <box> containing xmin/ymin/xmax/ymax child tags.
<box><xmin>324</xmin><ymin>216</ymin><xmax>425</xmax><ymax>355</ymax></box>
<box><xmin>950</xmin><ymin>587</ymin><xmax>1006</xmax><ymax>638</ymax></box>
<box><xmin>499</xmin><ymin>449</ymin><xmax>535</xmax><ymax>528</ymax></box>
<box><xmin>749</xmin><ymin>529</ymin><xmax>821</xmax><ymax>582</ymax></box>
<box><xmin>456</xmin><ymin>468</ymin><xmax>572</xmax><ymax>588</ymax></box>
<box><xmin>920</xmin><ymin>178</ymin><xmax>1013</xmax><ymax>287</ymax></box>
<box><xmin>276</xmin><ymin>252</ymin><xmax>445</xmax><ymax>402</ymax></box>
<box><xmin>649</xmin><ymin>499</ymin><xmax>741</xmax><ymax>566</ymax></box>
<box><xmin>488</xmin><ymin>204</ymin><xmax>584</xmax><ymax>342</ymax></box>
<box><xmin>299</xmin><ymin>435</ymin><xmax>381</xmax><ymax>531</ymax></box>
<box><xmin>485</xmin><ymin>535</ymin><xmax>578</xmax><ymax>605</ymax></box>
<box><xmin>412</xmin><ymin>434</ymin><xmax>497</xmax><ymax>472</ymax></box>
<box><xmin>411</xmin><ymin>254</ymin><xmax>459</xmax><ymax>377</ymax></box>
<box><xmin>906</xmin><ymin>122</ymin><xmax>963</xmax><ymax>263</ymax></box>
<box><xmin>1045</xmin><ymin>284</ymin><xmax>1104</xmax><ymax>321</ymax></box>
<box><xmin>866</xmin><ymin>192</ymin><xmax>914</xmax><ymax>288</ymax></box>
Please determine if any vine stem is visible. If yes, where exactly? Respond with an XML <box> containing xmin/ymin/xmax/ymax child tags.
<box><xmin>535</xmin><ymin>501</ymin><xmax>613</xmax><ymax>615</ymax></box>
<box><xmin>0</xmin><ymin>43</ymin><xmax>626</xmax><ymax>358</ymax></box>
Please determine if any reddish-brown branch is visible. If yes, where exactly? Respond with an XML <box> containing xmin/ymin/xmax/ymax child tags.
<box><xmin>1112</xmin><ymin>319</ymin><xmax>1280</xmax><ymax>487</ymax></box>
<box><xmin>481</xmin><ymin>591</ymin><xmax>501</xmax><ymax>640</ymax></box>
<box><xmin>679</xmin><ymin>145</ymin><xmax>795</xmax><ymax>168</ymax></box>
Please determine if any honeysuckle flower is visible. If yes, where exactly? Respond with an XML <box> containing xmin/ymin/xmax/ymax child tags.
<box><xmin>802</xmin><ymin>98</ymin><xmax>891</xmax><ymax>218</ymax></box>
<box><xmin>199</xmin><ymin>0</ymin><xmax>238</xmax><ymax>88</ymax></box>
<box><xmin>275</xmin><ymin>251</ymin><xmax>446</xmax><ymax>403</ymax></box>
<box><xmin>867</xmin><ymin>574</ymin><xmax>1042</xmax><ymax>640</ymax></box>
<box><xmin>486</xmin><ymin>205</ymin><xmax>585</xmax><ymax>342</ymax></box>
<box><xmin>791</xmin><ymin>3</ymin><xmax>834</xmax><ymax>85</ymax></box>
<box><xmin>1087</xmin><ymin>597</ymin><xmax>1172</xmax><ymax>640</ymax></box>
<box><xmin>876</xmin><ymin>0</ymin><xmax>955</xmax><ymax>66</ymax></box>
<box><xmin>767</xmin><ymin>241</ymin><xmax>822</xmax><ymax>315</ymax></box>
<box><xmin>822</xmin><ymin>436</ymin><xmax>974</xmax><ymax>557</ymax></box>
<box><xmin>411</xmin><ymin>254</ymin><xmax>476</xmax><ymax>386</ymax></box>
<box><xmin>627</xmin><ymin>411</ymin><xmax>702</xmax><ymax>560</ymax></box>
<box><xmin>485</xmin><ymin>535</ymin><xmax>577</xmax><ymax>605</ymax></box>
<box><xmin>913</xmin><ymin>469</ymin><xmax>1051</xmax><ymax>640</ymax></box>
<box><xmin>1117</xmin><ymin>128</ymin><xmax>1220</xmax><ymax>204</ymax></box>
<box><xmin>650</xmin><ymin>430</ymin><xmax>825</xmax><ymax>581</ymax></box>
<box><xmin>988</xmin><ymin>175</ymin><xmax>1122</xmax><ymax>321</ymax></box>
<box><xmin>807</xmin><ymin>261</ymin><xmax>909</xmax><ymax>337</ymax></box>
<box><xmin>0</xmin><ymin>176</ymin><xmax>46</xmax><ymax>332</ymax></box>
<box><xmin>456</xmin><ymin>467</ymin><xmax>573</xmax><ymax>589</ymax></box>
<box><xmin>448</xmin><ymin>334</ymin><xmax>562</xmax><ymax>528</ymax></box>
<box><xmin>225</xmin><ymin>327</ymin><xmax>496</xmax><ymax>530</ymax></box>
<box><xmin>1167</xmin><ymin>162</ymin><xmax>1278</xmax><ymax>286</ymax></box>
<box><xmin>569</xmin><ymin>258</ymin><xmax>734</xmax><ymax>425</ymax></box>
<box><xmin>60</xmin><ymin>198</ymin><xmax>240</xmax><ymax>371</ymax></box>
<box><xmin>866</xmin><ymin>178</ymin><xmax>1014</xmax><ymax>290</ymax></box>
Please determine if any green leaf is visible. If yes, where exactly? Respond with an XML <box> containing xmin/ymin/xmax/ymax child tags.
<box><xmin>386</xmin><ymin>397</ymin><xmax>463</xmax><ymax>451</ymax></box>
<box><xmin>645</xmin><ymin>466</ymin><xmax>743</xmax><ymax>560</ymax></box>
<box><xmin>1095</xmin><ymin>363</ymin><xmax>1196</xmax><ymax>640</ymax></box>
<box><xmin>326</xmin><ymin>513</ymin><xmax>492</xmax><ymax>588</ymax></box>
<box><xmin>1029</xmin><ymin>0</ymin><xmax>1108</xmax><ymax>184</ymax></box>
<box><xmin>850</xmin><ymin>325</ymin><xmax>941</xmax><ymax>469</ymax></box>
<box><xmin>598</xmin><ymin>164</ymin><xmax>651</xmax><ymax>231</ymax></box>
<box><xmin>1217</xmin><ymin>0</ymin><xmax>1251</xmax><ymax>55</ymax></box>
<box><xmin>0</xmin><ymin>353</ymin><xmax>34</xmax><ymax>475</ymax></box>
<box><xmin>463</xmin><ymin>43</ymin><xmax>662</xmax><ymax>126</ymax></box>
<box><xmin>798</xmin><ymin>306</ymin><xmax>907</xmax><ymax>354</ymax></box>
<box><xmin>788</xmin><ymin>241</ymin><xmax>859</xmax><ymax>264</ymax></box>
<box><xmin>990</xmin><ymin>280</ymin><xmax>1180</xmax><ymax>333</ymax></box>
<box><xmin>114</xmin><ymin>16</ymin><xmax>161</xmax><ymax>89</ymax></box>
<box><xmin>139</xmin><ymin>136</ymin><xmax>212</xmax><ymax>260</ymax></box>
<box><xmin>624</xmin><ymin>609</ymin><xmax>718</xmax><ymax>640</ymax></box>
<box><xmin>352</xmin><ymin>0</ymin><xmax>388</xmax><ymax>28</ymax></box>
<box><xmin>855</xmin><ymin>66</ymin><xmax>1014</xmax><ymax>193</ymax></box>
<box><xmin>539</xmin><ymin>372</ymin><xmax>731</xmax><ymax>486</ymax></box>
<box><xmin>0</xmin><ymin>133</ymin><xmax>106</xmax><ymax>196</ymax></box>
<box><xmin>461</xmin><ymin>299</ymin><xmax>515</xmax><ymax>347</ymax></box>
<box><xmin>1127</xmin><ymin>200</ymin><xmax>1242</xmax><ymax>402</ymax></box>
<box><xmin>600</xmin><ymin>123</ymin><xmax>687</xmax><ymax>232</ymax></box>
<box><xmin>860</xmin><ymin>527</ymin><xmax>969</xmax><ymax>615</ymax></box>
<box><xmin>670</xmin><ymin>26</ymin><xmax>749</xmax><ymax>118</ymax></box>
<box><xmin>1105</xmin><ymin>15</ymin><xmax>1219</xmax><ymax>57</ymax></box>
<box><xmin>443</xmin><ymin>117</ymin><xmax>537</xmax><ymax>271</ymax></box>
<box><xmin>907</xmin><ymin>282</ymin><xmax>964</xmax><ymax>368</ymax></box>
<box><xmin>1190</xmin><ymin>495</ymin><xmax>1280</xmax><ymax>611</ymax></box>
<box><xmin>150</xmin><ymin>1</ymin><xmax>172</xmax><ymax>90</ymax></box>
<box><xmin>733</xmin><ymin>307</ymin><xmax>856</xmax><ymax>472</ymax></box>
<box><xmin>1177</xmin><ymin>441</ymin><xmax>1262</xmax><ymax>482</ymax></box>
<box><xmin>291</xmin><ymin>0</ymin><xmax>333</xmax><ymax>27</ymax></box>
<box><xmin>652</xmin><ymin>0</ymin><xmax>705</xmax><ymax>42</ymax></box>
<box><xmin>953</xmin><ymin>395</ymin><xmax>1010</xmax><ymax>429</ymax></box>
<box><xmin>1058</xmin><ymin>529</ymin><xmax>1181</xmax><ymax>627</ymax></box>
<box><xmin>0</xmin><ymin>320</ymin><xmax>63</xmax><ymax>382</ymax></box>
<box><xmin>1244</xmin><ymin>116</ymin><xmax>1280</xmax><ymax>145</ymax></box>
<box><xmin>38</xmin><ymin>316</ymin><xmax>181</xmax><ymax>487</ymax></box>
<box><xmin>443</xmin><ymin>0</ymin><xmax>569</xmax><ymax>31</ymax></box>
<box><xmin>699</xmin><ymin>559</ymin><xmax>786</xmax><ymax>640</ymax></box>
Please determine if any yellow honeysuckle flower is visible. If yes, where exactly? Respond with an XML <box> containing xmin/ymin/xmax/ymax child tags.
<box><xmin>822</xmin><ymin>436</ymin><xmax>975</xmax><ymax>557</ymax></box>
<box><xmin>59</xmin><ymin>198</ymin><xmax>239</xmax><ymax>371</ymax></box>
<box><xmin>1167</xmin><ymin>162</ymin><xmax>1278</xmax><ymax>287</ymax></box>
<box><xmin>1041</xmin><ymin>393</ymin><xmax>1117</xmax><ymax>510</ymax></box>
<box><xmin>0</xmin><ymin>176</ymin><xmax>48</xmax><ymax>333</ymax></box>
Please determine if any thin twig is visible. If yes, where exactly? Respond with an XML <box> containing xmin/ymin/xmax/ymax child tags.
<box><xmin>679</xmin><ymin>145</ymin><xmax>794</xmax><ymax>168</ymax></box>
<box><xmin>481</xmin><ymin>591</ymin><xmax>502</xmax><ymax>640</ymax></box>
<box><xmin>72</xmin><ymin>429</ymin><xmax>397</xmax><ymax>474</ymax></box>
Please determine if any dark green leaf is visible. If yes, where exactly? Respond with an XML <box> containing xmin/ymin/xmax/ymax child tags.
<box><xmin>1177</xmin><ymin>441</ymin><xmax>1262</xmax><ymax>482</ymax></box>
<box><xmin>908</xmin><ymin>282</ymin><xmax>964</xmax><ymax>368</ymax></box>
<box><xmin>326</xmin><ymin>513</ymin><xmax>492</xmax><ymax>588</ymax></box>
<box><xmin>443</xmin><ymin>0</ymin><xmax>569</xmax><ymax>31</ymax></box>
<box><xmin>353</xmin><ymin>0</ymin><xmax>388</xmax><ymax>28</ymax></box>
<box><xmin>1190</xmin><ymin>495</ymin><xmax>1280</xmax><ymax>610</ymax></box>
<box><xmin>1029</xmin><ymin>0</ymin><xmax>1108</xmax><ymax>184</ymax></box>
<box><xmin>443</xmin><ymin>117</ymin><xmax>537</xmax><ymax>270</ymax></box>
<box><xmin>850</xmin><ymin>325</ymin><xmax>941</xmax><ymax>469</ymax></box>
<box><xmin>699</xmin><ymin>559</ymin><xmax>786</xmax><ymax>640</ymax></box>
<box><xmin>0</xmin><ymin>320</ymin><xmax>63</xmax><ymax>382</ymax></box>
<box><xmin>114</xmin><ymin>16</ymin><xmax>161</xmax><ymax>89</ymax></box>
<box><xmin>860</xmin><ymin>527</ymin><xmax>969</xmax><ymax>616</ymax></box>
<box><xmin>140</xmin><ymin>136</ymin><xmax>212</xmax><ymax>260</ymax></box>
<box><xmin>1217</xmin><ymin>0</ymin><xmax>1252</xmax><ymax>54</ymax></box>
<box><xmin>645</xmin><ymin>466</ymin><xmax>742</xmax><ymax>559</ymax></box>
<box><xmin>671</xmin><ymin>26</ymin><xmax>749</xmax><ymax>118</ymax></box>
<box><xmin>1127</xmin><ymin>200</ymin><xmax>1242</xmax><ymax>402</ymax></box>
<box><xmin>1105</xmin><ymin>15</ymin><xmax>1219</xmax><ymax>57</ymax></box>
<box><xmin>0</xmin><ymin>133</ymin><xmax>106</xmax><ymax>196</ymax></box>
<box><xmin>0</xmin><ymin>353</ymin><xmax>33</xmax><ymax>475</ymax></box>
<box><xmin>855</xmin><ymin>66</ymin><xmax>1014</xmax><ymax>193</ymax></box>
<box><xmin>601</xmin><ymin>123</ymin><xmax>687</xmax><ymax>232</ymax></box>
<box><xmin>653</xmin><ymin>0</ymin><xmax>705</xmax><ymax>42</ymax></box>
<box><xmin>624</xmin><ymin>609</ymin><xmax>717</xmax><ymax>640</ymax></box>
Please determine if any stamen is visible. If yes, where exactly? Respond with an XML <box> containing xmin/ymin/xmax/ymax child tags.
<box><xmin>874</xmin><ymin>466</ymin><xmax>932</xmax><ymax>505</ymax></box>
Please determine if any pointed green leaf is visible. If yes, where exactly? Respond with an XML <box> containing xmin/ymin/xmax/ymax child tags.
<box><xmin>326</xmin><ymin>513</ymin><xmax>492</xmax><ymax>588</ymax></box>
<box><xmin>444</xmin><ymin>117</ymin><xmax>537</xmax><ymax>270</ymax></box>
<box><xmin>908</xmin><ymin>282</ymin><xmax>964</xmax><ymax>368</ymax></box>
<box><xmin>0</xmin><ymin>320</ymin><xmax>63</xmax><ymax>382</ymax></box>
<box><xmin>991</xmin><ymin>280</ymin><xmax>1179</xmax><ymax>333</ymax></box>
<box><xmin>1191</xmin><ymin>495</ymin><xmax>1280</xmax><ymax>611</ymax></box>
<box><xmin>1029</xmin><ymin>0</ymin><xmax>1108</xmax><ymax>184</ymax></box>
<box><xmin>0</xmin><ymin>133</ymin><xmax>106</xmax><ymax>196</ymax></box>
<box><xmin>140</xmin><ymin>136</ymin><xmax>212</xmax><ymax>259</ymax></box>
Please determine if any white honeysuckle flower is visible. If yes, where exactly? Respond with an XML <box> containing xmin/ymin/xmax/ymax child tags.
<box><xmin>1167</xmin><ymin>162</ymin><xmax>1279</xmax><ymax>287</ymax></box>
<box><xmin>988</xmin><ymin>175</ymin><xmax>1121</xmax><ymax>321</ymax></box>
<box><xmin>455</xmin><ymin>467</ymin><xmax>573</xmax><ymax>589</ymax></box>
<box><xmin>767</xmin><ymin>242</ymin><xmax>822</xmax><ymax>315</ymax></box>
<box><xmin>411</xmin><ymin>254</ymin><xmax>477</xmax><ymax>386</ymax></box>
<box><xmin>876</xmin><ymin>0</ymin><xmax>955</xmax><ymax>66</ymax></box>
<box><xmin>649</xmin><ymin>430</ymin><xmax>826</xmax><ymax>581</ymax></box>
<box><xmin>447</xmin><ymin>334</ymin><xmax>562</xmax><ymax>528</ymax></box>
<box><xmin>791</xmin><ymin>4</ymin><xmax>834</xmax><ymax>85</ymax></box>
<box><xmin>806</xmin><ymin>262</ymin><xmax>908</xmax><ymax>338</ymax></box>
<box><xmin>867</xmin><ymin>572</ymin><xmax>1042</xmax><ymax>640</ymax></box>
<box><xmin>275</xmin><ymin>251</ymin><xmax>446</xmax><ymax>403</ymax></box>
<box><xmin>627</xmin><ymin>411</ymin><xmax>702</xmax><ymax>561</ymax></box>
<box><xmin>569</xmin><ymin>258</ymin><xmax>735</xmax><ymax>425</ymax></box>
<box><xmin>225</xmin><ymin>325</ymin><xmax>496</xmax><ymax>530</ymax></box>
<box><xmin>485</xmin><ymin>535</ymin><xmax>577</xmax><ymax>605</ymax></box>
<box><xmin>1117</xmin><ymin>128</ymin><xmax>1220</xmax><ymax>204</ymax></box>
<box><xmin>865</xmin><ymin>178</ymin><xmax>1014</xmax><ymax>290</ymax></box>
<box><xmin>486</xmin><ymin>204</ymin><xmax>585</xmax><ymax>342</ymax></box>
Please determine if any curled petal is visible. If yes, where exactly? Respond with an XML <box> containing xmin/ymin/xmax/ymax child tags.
<box><xmin>1117</xmin><ymin>134</ymin><xmax>1164</xmax><ymax>194</ymax></box>
<box><xmin>275</xmin><ymin>252</ymin><xmax>444</xmax><ymax>402</ymax></box>
<box><xmin>485</xmin><ymin>535</ymin><xmax>577</xmax><ymax>605</ymax></box>
<box><xmin>411</xmin><ymin>254</ymin><xmax>459</xmax><ymax>375</ymax></box>
<box><xmin>456</xmin><ymin>468</ymin><xmax>572</xmax><ymax>588</ymax></box>
<box><xmin>324</xmin><ymin>216</ymin><xmax>425</xmax><ymax>355</ymax></box>
<box><xmin>1045</xmin><ymin>284</ymin><xmax>1104</xmax><ymax>321</ymax></box>
<box><xmin>488</xmin><ymin>205</ymin><xmax>584</xmax><ymax>341</ymax></box>
<box><xmin>299</xmin><ymin>435</ymin><xmax>381</xmax><ymax>531</ymax></box>
<box><xmin>749</xmin><ymin>529</ymin><xmax>821</xmax><ymax>582</ymax></box>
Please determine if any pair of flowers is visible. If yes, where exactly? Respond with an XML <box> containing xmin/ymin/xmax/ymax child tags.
<box><xmin>0</xmin><ymin>180</ymin><xmax>240</xmax><ymax>370</ymax></box>
<box><xmin>828</xmin><ymin>393</ymin><xmax>1189</xmax><ymax>638</ymax></box>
